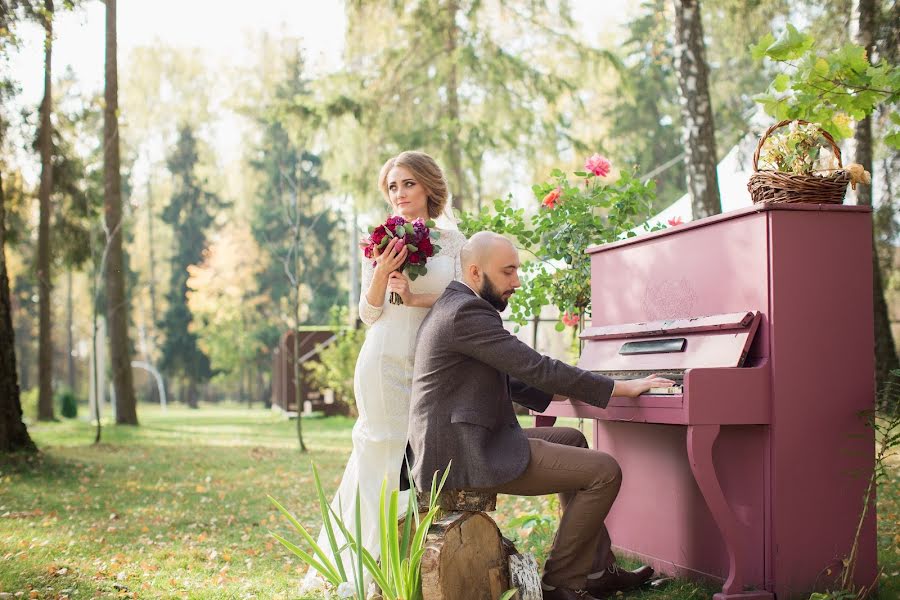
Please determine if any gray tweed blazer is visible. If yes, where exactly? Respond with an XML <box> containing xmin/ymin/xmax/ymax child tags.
<box><xmin>407</xmin><ymin>281</ymin><xmax>615</xmax><ymax>491</ymax></box>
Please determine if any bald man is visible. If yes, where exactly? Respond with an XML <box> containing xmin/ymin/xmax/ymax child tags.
<box><xmin>407</xmin><ymin>232</ymin><xmax>673</xmax><ymax>600</ymax></box>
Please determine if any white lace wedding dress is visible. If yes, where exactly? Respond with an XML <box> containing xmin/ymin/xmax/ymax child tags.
<box><xmin>302</xmin><ymin>229</ymin><xmax>466</xmax><ymax>597</ymax></box>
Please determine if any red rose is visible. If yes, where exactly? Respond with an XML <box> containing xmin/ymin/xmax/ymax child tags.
<box><xmin>542</xmin><ymin>188</ymin><xmax>561</xmax><ymax>209</ymax></box>
<box><xmin>409</xmin><ymin>253</ymin><xmax>421</xmax><ymax>264</ymax></box>
<box><xmin>371</xmin><ymin>226</ymin><xmax>387</xmax><ymax>245</ymax></box>
<box><xmin>419</xmin><ymin>237</ymin><xmax>433</xmax><ymax>256</ymax></box>
<box><xmin>364</xmin><ymin>246</ymin><xmax>373</xmax><ymax>259</ymax></box>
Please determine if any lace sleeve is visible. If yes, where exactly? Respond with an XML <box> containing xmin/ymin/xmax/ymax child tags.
<box><xmin>440</xmin><ymin>230</ymin><xmax>466</xmax><ymax>281</ymax></box>
<box><xmin>358</xmin><ymin>258</ymin><xmax>383</xmax><ymax>326</ymax></box>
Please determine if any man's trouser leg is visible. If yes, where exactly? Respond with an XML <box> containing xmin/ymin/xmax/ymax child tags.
<box><xmin>479</xmin><ymin>426</ymin><xmax>622</xmax><ymax>590</ymax></box>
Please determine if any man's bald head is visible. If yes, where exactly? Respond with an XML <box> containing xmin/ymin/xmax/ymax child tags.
<box><xmin>460</xmin><ymin>231</ymin><xmax>514</xmax><ymax>272</ymax></box>
<box><xmin>460</xmin><ymin>231</ymin><xmax>521</xmax><ymax>311</ymax></box>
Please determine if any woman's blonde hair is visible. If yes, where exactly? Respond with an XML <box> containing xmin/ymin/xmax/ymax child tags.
<box><xmin>378</xmin><ymin>151</ymin><xmax>449</xmax><ymax>219</ymax></box>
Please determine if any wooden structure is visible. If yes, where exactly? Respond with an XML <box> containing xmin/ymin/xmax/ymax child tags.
<box><xmin>271</xmin><ymin>327</ymin><xmax>350</xmax><ymax>416</ymax></box>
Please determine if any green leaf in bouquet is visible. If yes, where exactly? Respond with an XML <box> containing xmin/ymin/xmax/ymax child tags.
<box><xmin>408</xmin><ymin>270</ymin><xmax>419</xmax><ymax>281</ymax></box>
<box><xmin>432</xmin><ymin>244</ymin><xmax>441</xmax><ymax>254</ymax></box>
<box><xmin>378</xmin><ymin>237</ymin><xmax>390</xmax><ymax>249</ymax></box>
<box><xmin>405</xmin><ymin>223</ymin><xmax>415</xmax><ymax>235</ymax></box>
<box><xmin>425</xmin><ymin>219</ymin><xmax>435</xmax><ymax>228</ymax></box>
<box><xmin>384</xmin><ymin>227</ymin><xmax>395</xmax><ymax>239</ymax></box>
<box><xmin>405</xmin><ymin>244</ymin><xmax>418</xmax><ymax>252</ymax></box>
<box><xmin>395</xmin><ymin>226</ymin><xmax>406</xmax><ymax>238</ymax></box>
<box><xmin>368</xmin><ymin>225</ymin><xmax>376</xmax><ymax>234</ymax></box>
<box><xmin>431</xmin><ymin>231</ymin><xmax>441</xmax><ymax>240</ymax></box>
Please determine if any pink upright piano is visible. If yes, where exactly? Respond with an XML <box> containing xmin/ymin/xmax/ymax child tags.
<box><xmin>537</xmin><ymin>203</ymin><xmax>877</xmax><ymax>599</ymax></box>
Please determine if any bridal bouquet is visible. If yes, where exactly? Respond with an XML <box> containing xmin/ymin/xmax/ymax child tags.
<box><xmin>361</xmin><ymin>216</ymin><xmax>441</xmax><ymax>305</ymax></box>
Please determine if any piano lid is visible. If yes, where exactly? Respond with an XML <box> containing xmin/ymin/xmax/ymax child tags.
<box><xmin>578</xmin><ymin>311</ymin><xmax>761</xmax><ymax>371</ymax></box>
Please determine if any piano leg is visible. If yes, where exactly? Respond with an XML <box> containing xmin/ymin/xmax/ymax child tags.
<box><xmin>687</xmin><ymin>425</ymin><xmax>773</xmax><ymax>600</ymax></box>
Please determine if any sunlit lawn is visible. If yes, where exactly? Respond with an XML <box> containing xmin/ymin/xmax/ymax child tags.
<box><xmin>1</xmin><ymin>405</ymin><xmax>897</xmax><ymax>599</ymax></box>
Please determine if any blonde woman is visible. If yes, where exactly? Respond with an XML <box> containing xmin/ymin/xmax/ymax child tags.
<box><xmin>303</xmin><ymin>151</ymin><xmax>466</xmax><ymax>596</ymax></box>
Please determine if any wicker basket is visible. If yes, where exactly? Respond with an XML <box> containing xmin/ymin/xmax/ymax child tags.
<box><xmin>747</xmin><ymin>119</ymin><xmax>850</xmax><ymax>205</ymax></box>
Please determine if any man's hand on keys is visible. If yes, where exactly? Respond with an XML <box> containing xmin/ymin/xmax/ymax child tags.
<box><xmin>612</xmin><ymin>374</ymin><xmax>677</xmax><ymax>398</ymax></box>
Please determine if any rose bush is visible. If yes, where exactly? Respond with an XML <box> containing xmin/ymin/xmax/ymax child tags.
<box><xmin>460</xmin><ymin>155</ymin><xmax>660</xmax><ymax>331</ymax></box>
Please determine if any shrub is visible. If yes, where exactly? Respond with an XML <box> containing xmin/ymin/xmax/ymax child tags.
<box><xmin>56</xmin><ymin>388</ymin><xmax>79</xmax><ymax>419</ymax></box>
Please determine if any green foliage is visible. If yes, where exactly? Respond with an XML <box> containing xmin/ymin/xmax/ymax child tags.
<box><xmin>460</xmin><ymin>162</ymin><xmax>659</xmax><ymax>329</ymax></box>
<box><xmin>505</xmin><ymin>495</ymin><xmax>559</xmax><ymax>566</ymax></box>
<box><xmin>752</xmin><ymin>24</ymin><xmax>900</xmax><ymax>147</ymax></box>
<box><xmin>605</xmin><ymin>0</ymin><xmax>684</xmax><ymax>210</ymax></box>
<box><xmin>248</xmin><ymin>51</ymin><xmax>346</xmax><ymax>327</ymax></box>
<box><xmin>55</xmin><ymin>387</ymin><xmax>78</xmax><ymax>419</ymax></box>
<box><xmin>269</xmin><ymin>462</ymin><xmax>450</xmax><ymax>600</ymax></box>
<box><xmin>757</xmin><ymin>121</ymin><xmax>838</xmax><ymax>175</ymax></box>
<box><xmin>303</xmin><ymin>307</ymin><xmax>365</xmax><ymax>408</ymax></box>
<box><xmin>19</xmin><ymin>386</ymin><xmax>38</xmax><ymax>422</ymax></box>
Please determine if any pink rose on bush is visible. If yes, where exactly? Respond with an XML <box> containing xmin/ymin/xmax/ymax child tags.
<box><xmin>584</xmin><ymin>154</ymin><xmax>611</xmax><ymax>178</ymax></box>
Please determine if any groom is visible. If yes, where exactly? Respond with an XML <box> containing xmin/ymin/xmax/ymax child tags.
<box><xmin>407</xmin><ymin>232</ymin><xmax>674</xmax><ymax>600</ymax></box>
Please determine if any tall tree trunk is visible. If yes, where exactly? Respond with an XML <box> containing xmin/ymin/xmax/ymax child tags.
<box><xmin>444</xmin><ymin>0</ymin><xmax>466</xmax><ymax>212</ymax></box>
<box><xmin>103</xmin><ymin>0</ymin><xmax>138</xmax><ymax>425</ymax></box>
<box><xmin>66</xmin><ymin>268</ymin><xmax>74</xmax><ymax>392</ymax></box>
<box><xmin>36</xmin><ymin>0</ymin><xmax>55</xmax><ymax>421</ymax></box>
<box><xmin>854</xmin><ymin>0</ymin><xmax>899</xmax><ymax>400</ymax></box>
<box><xmin>672</xmin><ymin>0</ymin><xmax>721</xmax><ymax>218</ymax></box>
<box><xmin>0</xmin><ymin>170</ymin><xmax>37</xmax><ymax>453</ymax></box>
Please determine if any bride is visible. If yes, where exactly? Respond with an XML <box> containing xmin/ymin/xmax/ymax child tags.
<box><xmin>303</xmin><ymin>151</ymin><xmax>466</xmax><ymax>595</ymax></box>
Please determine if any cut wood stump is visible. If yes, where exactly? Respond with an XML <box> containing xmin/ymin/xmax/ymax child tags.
<box><xmin>420</xmin><ymin>511</ymin><xmax>510</xmax><ymax>600</ymax></box>
<box><xmin>417</xmin><ymin>489</ymin><xmax>498</xmax><ymax>513</ymax></box>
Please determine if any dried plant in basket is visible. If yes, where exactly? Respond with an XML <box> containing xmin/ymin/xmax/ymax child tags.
<box><xmin>747</xmin><ymin>119</ymin><xmax>870</xmax><ymax>205</ymax></box>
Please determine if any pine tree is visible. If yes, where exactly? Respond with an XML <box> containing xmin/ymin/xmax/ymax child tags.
<box><xmin>158</xmin><ymin>127</ymin><xmax>216</xmax><ymax>408</ymax></box>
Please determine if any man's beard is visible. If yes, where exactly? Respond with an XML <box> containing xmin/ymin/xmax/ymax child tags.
<box><xmin>480</xmin><ymin>274</ymin><xmax>511</xmax><ymax>311</ymax></box>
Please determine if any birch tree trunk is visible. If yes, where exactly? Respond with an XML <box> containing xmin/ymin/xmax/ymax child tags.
<box><xmin>104</xmin><ymin>0</ymin><xmax>138</xmax><ymax>424</ymax></box>
<box><xmin>673</xmin><ymin>0</ymin><xmax>721</xmax><ymax>218</ymax></box>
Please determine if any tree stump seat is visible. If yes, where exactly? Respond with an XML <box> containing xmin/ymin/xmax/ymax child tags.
<box><xmin>415</xmin><ymin>490</ymin><xmax>541</xmax><ymax>600</ymax></box>
<box><xmin>417</xmin><ymin>489</ymin><xmax>498</xmax><ymax>513</ymax></box>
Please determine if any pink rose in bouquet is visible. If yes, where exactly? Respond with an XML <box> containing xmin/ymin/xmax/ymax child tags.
<box><xmin>362</xmin><ymin>216</ymin><xmax>442</xmax><ymax>305</ymax></box>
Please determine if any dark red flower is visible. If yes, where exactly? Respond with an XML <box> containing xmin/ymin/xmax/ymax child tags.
<box><xmin>419</xmin><ymin>237</ymin><xmax>434</xmax><ymax>256</ymax></box>
<box><xmin>371</xmin><ymin>226</ymin><xmax>387</xmax><ymax>245</ymax></box>
<box><xmin>409</xmin><ymin>253</ymin><xmax>421</xmax><ymax>264</ymax></box>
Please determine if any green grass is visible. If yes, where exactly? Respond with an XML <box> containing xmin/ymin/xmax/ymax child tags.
<box><xmin>1</xmin><ymin>406</ymin><xmax>897</xmax><ymax>599</ymax></box>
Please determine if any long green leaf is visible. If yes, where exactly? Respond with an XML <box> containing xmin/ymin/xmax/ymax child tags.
<box><xmin>378</xmin><ymin>478</ymin><xmax>392</xmax><ymax>591</ymax></box>
<box><xmin>356</xmin><ymin>542</ymin><xmax>392</xmax><ymax>596</ymax></box>
<box><xmin>313</xmin><ymin>464</ymin><xmax>348</xmax><ymax>581</ymax></box>
<box><xmin>269</xmin><ymin>532</ymin><xmax>341</xmax><ymax>586</ymax></box>
<box><xmin>267</xmin><ymin>495</ymin><xmax>341</xmax><ymax>583</ymax></box>
<box><xmin>388</xmin><ymin>489</ymin><xmax>403</xmax><ymax>596</ymax></box>
<box><xmin>400</xmin><ymin>489</ymin><xmax>415</xmax><ymax>561</ymax></box>
<box><xmin>498</xmin><ymin>589</ymin><xmax>519</xmax><ymax>600</ymax></box>
<box><xmin>354</xmin><ymin>487</ymin><xmax>365</xmax><ymax>600</ymax></box>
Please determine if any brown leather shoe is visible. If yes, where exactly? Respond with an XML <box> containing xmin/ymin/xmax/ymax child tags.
<box><xmin>542</xmin><ymin>587</ymin><xmax>600</xmax><ymax>600</ymax></box>
<box><xmin>586</xmin><ymin>563</ymin><xmax>654</xmax><ymax>597</ymax></box>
